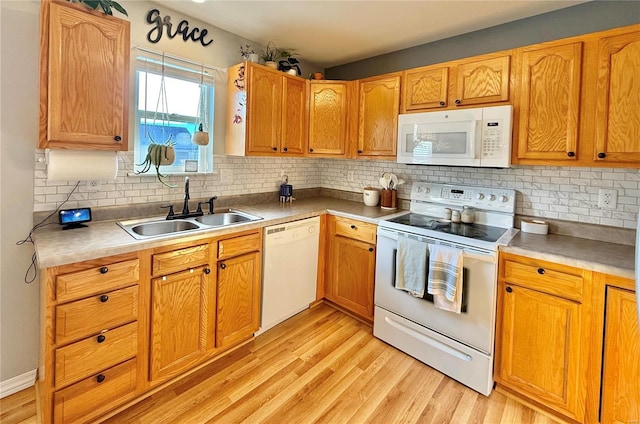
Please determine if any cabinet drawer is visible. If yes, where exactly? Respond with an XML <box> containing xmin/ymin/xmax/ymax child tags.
<box><xmin>55</xmin><ymin>322</ymin><xmax>137</xmax><ymax>388</ymax></box>
<box><xmin>53</xmin><ymin>358</ymin><xmax>137</xmax><ymax>424</ymax></box>
<box><xmin>503</xmin><ymin>260</ymin><xmax>583</xmax><ymax>302</ymax></box>
<box><xmin>152</xmin><ymin>244</ymin><xmax>209</xmax><ymax>276</ymax></box>
<box><xmin>218</xmin><ymin>231</ymin><xmax>261</xmax><ymax>260</ymax></box>
<box><xmin>56</xmin><ymin>259</ymin><xmax>139</xmax><ymax>303</ymax></box>
<box><xmin>56</xmin><ymin>286</ymin><xmax>139</xmax><ymax>345</ymax></box>
<box><xmin>333</xmin><ymin>216</ymin><xmax>377</xmax><ymax>244</ymax></box>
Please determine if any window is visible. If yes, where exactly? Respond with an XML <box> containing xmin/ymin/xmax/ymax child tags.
<box><xmin>134</xmin><ymin>50</ymin><xmax>220</xmax><ymax>174</ymax></box>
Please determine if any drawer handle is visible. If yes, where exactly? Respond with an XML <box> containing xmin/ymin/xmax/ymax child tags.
<box><xmin>99</xmin><ymin>266</ymin><xmax>108</xmax><ymax>274</ymax></box>
<box><xmin>368</xmin><ymin>247</ymin><xmax>374</xmax><ymax>252</ymax></box>
<box><xmin>96</xmin><ymin>374</ymin><xmax>106</xmax><ymax>383</ymax></box>
<box><xmin>537</xmin><ymin>268</ymin><xmax>545</xmax><ymax>275</ymax></box>
<box><xmin>350</xmin><ymin>225</ymin><xmax>356</xmax><ymax>229</ymax></box>
<box><xmin>204</xmin><ymin>268</ymin><xmax>211</xmax><ymax>274</ymax></box>
<box><xmin>97</xmin><ymin>335</ymin><xmax>106</xmax><ymax>343</ymax></box>
<box><xmin>100</xmin><ymin>294</ymin><xmax>109</xmax><ymax>303</ymax></box>
<box><xmin>220</xmin><ymin>263</ymin><xmax>226</xmax><ymax>270</ymax></box>
<box><xmin>506</xmin><ymin>287</ymin><xmax>513</xmax><ymax>293</ymax></box>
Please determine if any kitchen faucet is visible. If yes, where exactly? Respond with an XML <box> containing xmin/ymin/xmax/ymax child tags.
<box><xmin>163</xmin><ymin>176</ymin><xmax>210</xmax><ymax>220</ymax></box>
<box><xmin>182</xmin><ymin>176</ymin><xmax>191</xmax><ymax>215</ymax></box>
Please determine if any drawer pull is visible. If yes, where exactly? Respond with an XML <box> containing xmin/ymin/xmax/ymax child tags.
<box><xmin>506</xmin><ymin>287</ymin><xmax>513</xmax><ymax>293</ymax></box>
<box><xmin>204</xmin><ymin>268</ymin><xmax>211</xmax><ymax>274</ymax></box>
<box><xmin>96</xmin><ymin>374</ymin><xmax>106</xmax><ymax>383</ymax></box>
<box><xmin>99</xmin><ymin>266</ymin><xmax>109</xmax><ymax>274</ymax></box>
<box><xmin>350</xmin><ymin>225</ymin><xmax>356</xmax><ymax>229</ymax></box>
<box><xmin>220</xmin><ymin>263</ymin><xmax>226</xmax><ymax>270</ymax></box>
<box><xmin>537</xmin><ymin>268</ymin><xmax>545</xmax><ymax>275</ymax></box>
<box><xmin>97</xmin><ymin>334</ymin><xmax>106</xmax><ymax>343</ymax></box>
<box><xmin>100</xmin><ymin>294</ymin><xmax>109</xmax><ymax>303</ymax></box>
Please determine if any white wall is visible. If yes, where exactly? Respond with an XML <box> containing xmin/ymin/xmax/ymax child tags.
<box><xmin>0</xmin><ymin>0</ymin><xmax>39</xmax><ymax>385</ymax></box>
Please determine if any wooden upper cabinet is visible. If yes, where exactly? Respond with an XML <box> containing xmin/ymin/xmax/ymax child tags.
<box><xmin>246</xmin><ymin>64</ymin><xmax>284</xmax><ymax>155</ymax></box>
<box><xmin>454</xmin><ymin>55</ymin><xmax>510</xmax><ymax>106</ymax></box>
<box><xmin>593</xmin><ymin>30</ymin><xmax>640</xmax><ymax>163</ymax></box>
<box><xmin>356</xmin><ymin>74</ymin><xmax>401</xmax><ymax>159</ymax></box>
<box><xmin>308</xmin><ymin>81</ymin><xmax>353</xmax><ymax>157</ymax></box>
<box><xmin>402</xmin><ymin>66</ymin><xmax>449</xmax><ymax>112</ymax></box>
<box><xmin>515</xmin><ymin>42</ymin><xmax>583</xmax><ymax>163</ymax></box>
<box><xmin>226</xmin><ymin>62</ymin><xmax>306</xmax><ymax>156</ymax></box>
<box><xmin>40</xmin><ymin>0</ymin><xmax>130</xmax><ymax>150</ymax></box>
<box><xmin>600</xmin><ymin>287</ymin><xmax>640</xmax><ymax>424</ymax></box>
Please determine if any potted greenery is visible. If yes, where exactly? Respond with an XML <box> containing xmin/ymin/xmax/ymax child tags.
<box><xmin>239</xmin><ymin>44</ymin><xmax>259</xmax><ymax>63</ymax></box>
<box><xmin>135</xmin><ymin>141</ymin><xmax>176</xmax><ymax>187</ymax></box>
<box><xmin>260</xmin><ymin>41</ymin><xmax>281</xmax><ymax>68</ymax></box>
<box><xmin>72</xmin><ymin>0</ymin><xmax>128</xmax><ymax>16</ymax></box>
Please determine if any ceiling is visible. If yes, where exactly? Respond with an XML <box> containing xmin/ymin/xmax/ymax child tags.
<box><xmin>151</xmin><ymin>0</ymin><xmax>587</xmax><ymax>68</ymax></box>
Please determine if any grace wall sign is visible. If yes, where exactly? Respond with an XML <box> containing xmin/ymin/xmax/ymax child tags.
<box><xmin>146</xmin><ymin>9</ymin><xmax>214</xmax><ymax>47</ymax></box>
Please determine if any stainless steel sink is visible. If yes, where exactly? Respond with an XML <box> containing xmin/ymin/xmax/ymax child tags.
<box><xmin>117</xmin><ymin>209</ymin><xmax>262</xmax><ymax>240</ymax></box>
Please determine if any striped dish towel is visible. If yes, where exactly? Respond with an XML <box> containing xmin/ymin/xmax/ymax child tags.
<box><xmin>427</xmin><ymin>244</ymin><xmax>463</xmax><ymax>314</ymax></box>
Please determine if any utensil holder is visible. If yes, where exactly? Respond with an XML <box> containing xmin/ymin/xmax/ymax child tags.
<box><xmin>381</xmin><ymin>189</ymin><xmax>397</xmax><ymax>209</ymax></box>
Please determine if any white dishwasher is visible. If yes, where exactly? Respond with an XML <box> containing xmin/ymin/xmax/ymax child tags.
<box><xmin>256</xmin><ymin>216</ymin><xmax>320</xmax><ymax>336</ymax></box>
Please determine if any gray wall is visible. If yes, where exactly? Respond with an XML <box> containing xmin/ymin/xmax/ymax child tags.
<box><xmin>326</xmin><ymin>1</ymin><xmax>640</xmax><ymax>80</ymax></box>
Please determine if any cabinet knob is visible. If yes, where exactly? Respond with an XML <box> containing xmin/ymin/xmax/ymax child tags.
<box><xmin>455</xmin><ymin>99</ymin><xmax>461</xmax><ymax>105</ymax></box>
<box><xmin>220</xmin><ymin>263</ymin><xmax>226</xmax><ymax>270</ymax></box>
<box><xmin>597</xmin><ymin>152</ymin><xmax>606</xmax><ymax>159</ymax></box>
<box><xmin>99</xmin><ymin>266</ymin><xmax>108</xmax><ymax>274</ymax></box>
<box><xmin>97</xmin><ymin>334</ymin><xmax>106</xmax><ymax>343</ymax></box>
<box><xmin>567</xmin><ymin>151</ymin><xmax>575</xmax><ymax>157</ymax></box>
<box><xmin>283</xmin><ymin>147</ymin><xmax>288</xmax><ymax>152</ymax></box>
<box><xmin>506</xmin><ymin>287</ymin><xmax>513</xmax><ymax>293</ymax></box>
<box><xmin>204</xmin><ymin>268</ymin><xmax>211</xmax><ymax>274</ymax></box>
<box><xmin>368</xmin><ymin>247</ymin><xmax>374</xmax><ymax>252</ymax></box>
<box><xmin>537</xmin><ymin>268</ymin><xmax>545</xmax><ymax>275</ymax></box>
<box><xmin>114</xmin><ymin>135</ymin><xmax>122</xmax><ymax>142</ymax></box>
<box><xmin>96</xmin><ymin>374</ymin><xmax>106</xmax><ymax>383</ymax></box>
<box><xmin>100</xmin><ymin>294</ymin><xmax>109</xmax><ymax>303</ymax></box>
<box><xmin>357</xmin><ymin>150</ymin><xmax>362</xmax><ymax>154</ymax></box>
<box><xmin>350</xmin><ymin>225</ymin><xmax>356</xmax><ymax>229</ymax></box>
<box><xmin>439</xmin><ymin>101</ymin><xmax>445</xmax><ymax>106</ymax></box>
<box><xmin>309</xmin><ymin>148</ymin><xmax>314</xmax><ymax>153</ymax></box>
<box><xmin>272</xmin><ymin>147</ymin><xmax>277</xmax><ymax>151</ymax></box>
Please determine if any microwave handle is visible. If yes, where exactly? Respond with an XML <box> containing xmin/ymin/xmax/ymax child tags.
<box><xmin>472</xmin><ymin>119</ymin><xmax>482</xmax><ymax>159</ymax></box>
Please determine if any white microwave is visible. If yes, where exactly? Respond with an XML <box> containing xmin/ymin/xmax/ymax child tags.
<box><xmin>397</xmin><ymin>105</ymin><xmax>513</xmax><ymax>168</ymax></box>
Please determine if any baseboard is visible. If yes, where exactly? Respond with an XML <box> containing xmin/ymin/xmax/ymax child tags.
<box><xmin>0</xmin><ymin>369</ymin><xmax>37</xmax><ymax>399</ymax></box>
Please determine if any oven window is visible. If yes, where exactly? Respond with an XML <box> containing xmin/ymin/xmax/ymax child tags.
<box><xmin>392</xmin><ymin>248</ymin><xmax>468</xmax><ymax>313</ymax></box>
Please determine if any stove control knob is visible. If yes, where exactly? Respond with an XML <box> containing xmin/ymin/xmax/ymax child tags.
<box><xmin>476</xmin><ymin>193</ymin><xmax>485</xmax><ymax>200</ymax></box>
<box><xmin>489</xmin><ymin>194</ymin><xmax>496</xmax><ymax>201</ymax></box>
<box><xmin>499</xmin><ymin>195</ymin><xmax>509</xmax><ymax>202</ymax></box>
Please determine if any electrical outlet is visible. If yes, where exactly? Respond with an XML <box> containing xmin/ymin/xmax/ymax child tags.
<box><xmin>86</xmin><ymin>180</ymin><xmax>101</xmax><ymax>192</ymax></box>
<box><xmin>598</xmin><ymin>188</ymin><xmax>618</xmax><ymax>209</ymax></box>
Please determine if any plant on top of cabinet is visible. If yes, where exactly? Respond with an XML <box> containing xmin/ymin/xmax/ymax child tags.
<box><xmin>39</xmin><ymin>0</ymin><xmax>130</xmax><ymax>151</ymax></box>
<box><xmin>74</xmin><ymin>0</ymin><xmax>128</xmax><ymax>16</ymax></box>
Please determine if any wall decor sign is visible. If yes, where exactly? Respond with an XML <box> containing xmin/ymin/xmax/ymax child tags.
<box><xmin>146</xmin><ymin>9</ymin><xmax>214</xmax><ymax>47</ymax></box>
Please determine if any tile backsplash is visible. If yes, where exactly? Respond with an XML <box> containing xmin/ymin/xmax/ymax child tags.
<box><xmin>34</xmin><ymin>151</ymin><xmax>640</xmax><ymax>229</ymax></box>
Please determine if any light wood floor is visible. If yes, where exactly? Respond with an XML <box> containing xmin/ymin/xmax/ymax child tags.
<box><xmin>1</xmin><ymin>304</ymin><xmax>559</xmax><ymax>424</ymax></box>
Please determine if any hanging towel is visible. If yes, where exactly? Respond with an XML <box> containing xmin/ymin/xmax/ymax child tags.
<box><xmin>395</xmin><ymin>234</ymin><xmax>428</xmax><ymax>298</ymax></box>
<box><xmin>427</xmin><ymin>244</ymin><xmax>463</xmax><ymax>314</ymax></box>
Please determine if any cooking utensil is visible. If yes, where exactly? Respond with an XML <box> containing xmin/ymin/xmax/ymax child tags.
<box><xmin>379</xmin><ymin>176</ymin><xmax>389</xmax><ymax>189</ymax></box>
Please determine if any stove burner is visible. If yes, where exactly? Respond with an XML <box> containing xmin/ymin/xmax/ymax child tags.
<box><xmin>386</xmin><ymin>212</ymin><xmax>507</xmax><ymax>243</ymax></box>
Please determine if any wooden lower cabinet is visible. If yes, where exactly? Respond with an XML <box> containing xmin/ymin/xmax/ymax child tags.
<box><xmin>600</xmin><ymin>287</ymin><xmax>640</xmax><ymax>424</ymax></box>
<box><xmin>495</xmin><ymin>253</ymin><xmax>591</xmax><ymax>422</ymax></box>
<box><xmin>149</xmin><ymin>265</ymin><xmax>214</xmax><ymax>383</ymax></box>
<box><xmin>325</xmin><ymin>216</ymin><xmax>376</xmax><ymax>320</ymax></box>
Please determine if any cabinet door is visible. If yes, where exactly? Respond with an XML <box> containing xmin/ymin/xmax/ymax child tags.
<box><xmin>516</xmin><ymin>43</ymin><xmax>582</xmax><ymax>162</ymax></box>
<box><xmin>401</xmin><ymin>66</ymin><xmax>449</xmax><ymax>111</ymax></box>
<box><xmin>150</xmin><ymin>266</ymin><xmax>213</xmax><ymax>382</ymax></box>
<box><xmin>601</xmin><ymin>287</ymin><xmax>640</xmax><ymax>424</ymax></box>
<box><xmin>44</xmin><ymin>2</ymin><xmax>129</xmax><ymax>150</ymax></box>
<box><xmin>308</xmin><ymin>82</ymin><xmax>350</xmax><ymax>157</ymax></box>
<box><xmin>593</xmin><ymin>31</ymin><xmax>640</xmax><ymax>163</ymax></box>
<box><xmin>281</xmin><ymin>76</ymin><xmax>307</xmax><ymax>155</ymax></box>
<box><xmin>246</xmin><ymin>65</ymin><xmax>283</xmax><ymax>155</ymax></box>
<box><xmin>357</xmin><ymin>74</ymin><xmax>401</xmax><ymax>158</ymax></box>
<box><xmin>497</xmin><ymin>282</ymin><xmax>584</xmax><ymax>421</ymax></box>
<box><xmin>327</xmin><ymin>235</ymin><xmax>375</xmax><ymax>320</ymax></box>
<box><xmin>454</xmin><ymin>55</ymin><xmax>510</xmax><ymax>106</ymax></box>
<box><xmin>216</xmin><ymin>252</ymin><xmax>261</xmax><ymax>348</ymax></box>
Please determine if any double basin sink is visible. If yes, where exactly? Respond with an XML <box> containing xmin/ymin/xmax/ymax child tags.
<box><xmin>117</xmin><ymin>208</ymin><xmax>263</xmax><ymax>240</ymax></box>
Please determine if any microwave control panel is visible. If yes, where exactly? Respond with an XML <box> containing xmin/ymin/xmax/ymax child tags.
<box><xmin>481</xmin><ymin>119</ymin><xmax>504</xmax><ymax>158</ymax></box>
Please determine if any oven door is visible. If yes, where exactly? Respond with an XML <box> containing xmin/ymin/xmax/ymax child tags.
<box><xmin>374</xmin><ymin>227</ymin><xmax>498</xmax><ymax>354</ymax></box>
